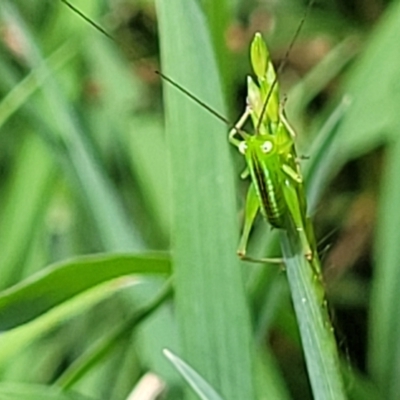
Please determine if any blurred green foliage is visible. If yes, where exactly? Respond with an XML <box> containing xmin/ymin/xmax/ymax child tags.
<box><xmin>0</xmin><ymin>0</ymin><xmax>398</xmax><ymax>399</ymax></box>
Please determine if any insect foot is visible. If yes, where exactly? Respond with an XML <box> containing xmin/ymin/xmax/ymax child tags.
<box><xmin>237</xmin><ymin>249</ymin><xmax>246</xmax><ymax>258</ymax></box>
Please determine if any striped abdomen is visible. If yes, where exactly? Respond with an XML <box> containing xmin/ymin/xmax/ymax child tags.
<box><xmin>252</xmin><ymin>155</ymin><xmax>286</xmax><ymax>229</ymax></box>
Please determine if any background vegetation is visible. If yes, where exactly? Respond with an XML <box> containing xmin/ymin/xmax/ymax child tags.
<box><xmin>0</xmin><ymin>0</ymin><xmax>398</xmax><ymax>398</ymax></box>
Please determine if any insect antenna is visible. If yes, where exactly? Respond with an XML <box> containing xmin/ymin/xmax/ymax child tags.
<box><xmin>61</xmin><ymin>0</ymin><xmax>235</xmax><ymax>129</ymax></box>
<box><xmin>154</xmin><ymin>71</ymin><xmax>231</xmax><ymax>125</ymax></box>
<box><xmin>61</xmin><ymin>0</ymin><xmax>114</xmax><ymax>41</ymax></box>
<box><xmin>255</xmin><ymin>0</ymin><xmax>316</xmax><ymax>134</ymax></box>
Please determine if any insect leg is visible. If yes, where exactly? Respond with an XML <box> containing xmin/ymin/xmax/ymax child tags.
<box><xmin>240</xmin><ymin>254</ymin><xmax>284</xmax><ymax>265</ymax></box>
<box><xmin>238</xmin><ymin>184</ymin><xmax>283</xmax><ymax>265</ymax></box>
<box><xmin>281</xmin><ymin>176</ymin><xmax>313</xmax><ymax>261</ymax></box>
<box><xmin>240</xmin><ymin>166</ymin><xmax>250</xmax><ymax>179</ymax></box>
<box><xmin>237</xmin><ymin>183</ymin><xmax>259</xmax><ymax>257</ymax></box>
<box><xmin>279</xmin><ymin>104</ymin><xmax>296</xmax><ymax>139</ymax></box>
<box><xmin>282</xmin><ymin>164</ymin><xmax>302</xmax><ymax>183</ymax></box>
<box><xmin>228</xmin><ymin>107</ymin><xmax>251</xmax><ymax>146</ymax></box>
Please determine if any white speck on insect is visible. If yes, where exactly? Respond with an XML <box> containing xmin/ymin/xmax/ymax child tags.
<box><xmin>261</xmin><ymin>141</ymin><xmax>273</xmax><ymax>153</ymax></box>
<box><xmin>239</xmin><ymin>141</ymin><xmax>248</xmax><ymax>154</ymax></box>
<box><xmin>302</xmin><ymin>297</ymin><xmax>307</xmax><ymax>304</ymax></box>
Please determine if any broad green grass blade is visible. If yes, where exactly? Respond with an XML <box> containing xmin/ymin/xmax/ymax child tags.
<box><xmin>163</xmin><ymin>349</ymin><xmax>224</xmax><ymax>400</ymax></box>
<box><xmin>202</xmin><ymin>0</ymin><xmax>232</xmax><ymax>100</ymax></box>
<box><xmin>0</xmin><ymin>252</ymin><xmax>170</xmax><ymax>330</ymax></box>
<box><xmin>156</xmin><ymin>0</ymin><xmax>256</xmax><ymax>398</ymax></box>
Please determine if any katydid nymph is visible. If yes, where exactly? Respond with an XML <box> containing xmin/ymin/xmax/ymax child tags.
<box><xmin>229</xmin><ymin>32</ymin><xmax>318</xmax><ymax>267</ymax></box>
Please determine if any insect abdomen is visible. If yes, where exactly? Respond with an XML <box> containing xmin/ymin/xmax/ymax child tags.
<box><xmin>252</xmin><ymin>157</ymin><xmax>286</xmax><ymax>229</ymax></box>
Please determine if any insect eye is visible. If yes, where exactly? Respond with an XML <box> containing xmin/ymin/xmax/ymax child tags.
<box><xmin>260</xmin><ymin>141</ymin><xmax>273</xmax><ymax>153</ymax></box>
<box><xmin>238</xmin><ymin>142</ymin><xmax>248</xmax><ymax>154</ymax></box>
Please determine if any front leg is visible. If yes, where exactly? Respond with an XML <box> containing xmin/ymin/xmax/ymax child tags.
<box><xmin>228</xmin><ymin>107</ymin><xmax>251</xmax><ymax>146</ymax></box>
<box><xmin>279</xmin><ymin>100</ymin><xmax>296</xmax><ymax>139</ymax></box>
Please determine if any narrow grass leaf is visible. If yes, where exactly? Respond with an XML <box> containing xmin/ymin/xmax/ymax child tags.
<box><xmin>0</xmin><ymin>278</ymin><xmax>128</xmax><ymax>365</ymax></box>
<box><xmin>0</xmin><ymin>252</ymin><xmax>170</xmax><ymax>330</ymax></box>
<box><xmin>163</xmin><ymin>349</ymin><xmax>224</xmax><ymax>400</ymax></box>
<box><xmin>280</xmin><ymin>232</ymin><xmax>346</xmax><ymax>400</ymax></box>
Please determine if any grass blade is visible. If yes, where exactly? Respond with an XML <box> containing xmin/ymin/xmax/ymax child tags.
<box><xmin>156</xmin><ymin>0</ymin><xmax>256</xmax><ymax>398</ymax></box>
<box><xmin>0</xmin><ymin>252</ymin><xmax>170</xmax><ymax>330</ymax></box>
<box><xmin>0</xmin><ymin>278</ymin><xmax>128</xmax><ymax>366</ymax></box>
<box><xmin>280</xmin><ymin>232</ymin><xmax>346</xmax><ymax>400</ymax></box>
<box><xmin>163</xmin><ymin>349</ymin><xmax>224</xmax><ymax>400</ymax></box>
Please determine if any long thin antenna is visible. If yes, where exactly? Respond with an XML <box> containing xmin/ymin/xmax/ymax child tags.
<box><xmin>61</xmin><ymin>0</ymin><xmax>114</xmax><ymax>41</ymax></box>
<box><xmin>255</xmin><ymin>0</ymin><xmax>315</xmax><ymax>133</ymax></box>
<box><xmin>61</xmin><ymin>0</ymin><xmax>231</xmax><ymax>126</ymax></box>
<box><xmin>154</xmin><ymin>71</ymin><xmax>230</xmax><ymax>125</ymax></box>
